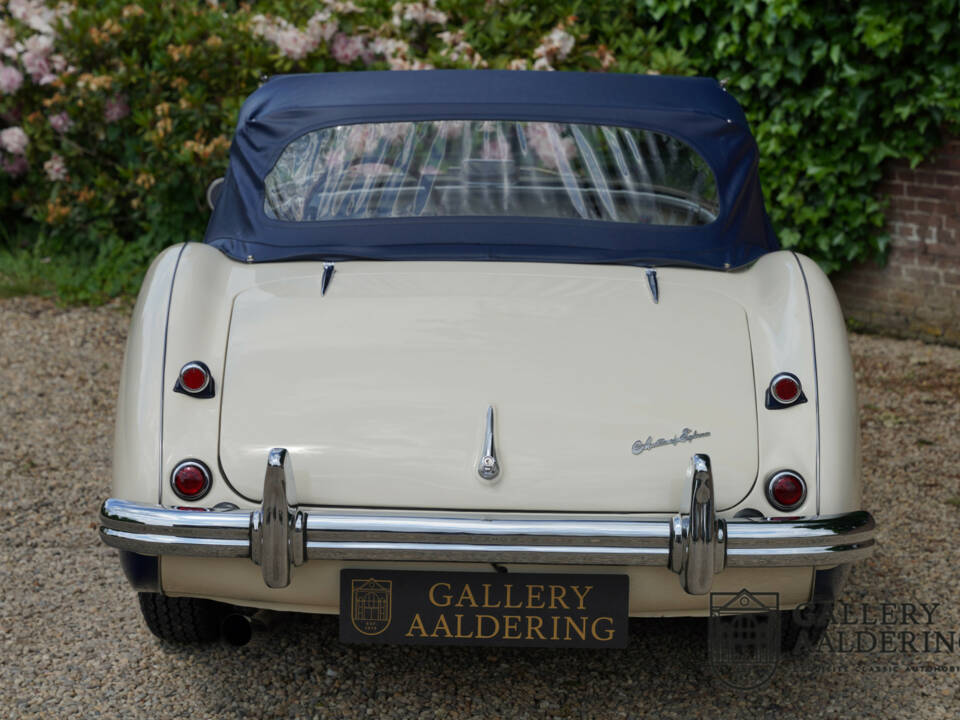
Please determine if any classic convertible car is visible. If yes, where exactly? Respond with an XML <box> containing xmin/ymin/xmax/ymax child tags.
<box><xmin>99</xmin><ymin>71</ymin><xmax>875</xmax><ymax>650</ymax></box>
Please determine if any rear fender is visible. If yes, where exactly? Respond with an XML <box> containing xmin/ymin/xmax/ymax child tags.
<box><xmin>113</xmin><ymin>244</ymin><xmax>185</xmax><ymax>503</ymax></box>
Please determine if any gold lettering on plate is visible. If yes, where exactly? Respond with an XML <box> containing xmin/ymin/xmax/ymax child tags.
<box><xmin>456</xmin><ymin>584</ymin><xmax>478</xmax><ymax>608</ymax></box>
<box><xmin>549</xmin><ymin>585</ymin><xmax>569</xmax><ymax>609</ymax></box>
<box><xmin>570</xmin><ymin>585</ymin><xmax>593</xmax><ymax>611</ymax></box>
<box><xmin>526</xmin><ymin>584</ymin><xmax>545</xmax><ymax>609</ymax></box>
<box><xmin>503</xmin><ymin>584</ymin><xmax>523</xmax><ymax>609</ymax></box>
<box><xmin>429</xmin><ymin>582</ymin><xmax>452</xmax><ymax>607</ymax></box>
<box><xmin>399</xmin><ymin>578</ymin><xmax>618</xmax><ymax>644</ymax></box>
<box><xmin>405</xmin><ymin>613</ymin><xmax>617</xmax><ymax>642</ymax></box>
<box><xmin>482</xmin><ymin>584</ymin><xmax>501</xmax><ymax>609</ymax></box>
<box><xmin>405</xmin><ymin>613</ymin><xmax>427</xmax><ymax>638</ymax></box>
<box><xmin>476</xmin><ymin>614</ymin><xmax>499</xmax><ymax>639</ymax></box>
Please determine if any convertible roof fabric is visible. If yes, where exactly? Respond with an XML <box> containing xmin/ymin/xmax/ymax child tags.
<box><xmin>205</xmin><ymin>70</ymin><xmax>779</xmax><ymax>268</ymax></box>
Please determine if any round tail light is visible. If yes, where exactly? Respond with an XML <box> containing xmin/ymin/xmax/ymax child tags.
<box><xmin>171</xmin><ymin>460</ymin><xmax>212</xmax><ymax>500</ymax></box>
<box><xmin>770</xmin><ymin>373</ymin><xmax>801</xmax><ymax>405</ymax></box>
<box><xmin>767</xmin><ymin>471</ymin><xmax>806</xmax><ymax>511</ymax></box>
<box><xmin>179</xmin><ymin>362</ymin><xmax>211</xmax><ymax>394</ymax></box>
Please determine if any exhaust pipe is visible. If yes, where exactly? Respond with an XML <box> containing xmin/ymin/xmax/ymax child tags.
<box><xmin>221</xmin><ymin>610</ymin><xmax>281</xmax><ymax>646</ymax></box>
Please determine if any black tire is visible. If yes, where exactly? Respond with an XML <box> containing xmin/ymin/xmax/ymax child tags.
<box><xmin>781</xmin><ymin>601</ymin><xmax>833</xmax><ymax>655</ymax></box>
<box><xmin>137</xmin><ymin>592</ymin><xmax>227</xmax><ymax>643</ymax></box>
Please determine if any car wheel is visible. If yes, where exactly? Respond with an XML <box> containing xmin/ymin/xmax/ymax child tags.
<box><xmin>137</xmin><ymin>592</ymin><xmax>228</xmax><ymax>643</ymax></box>
<box><xmin>780</xmin><ymin>601</ymin><xmax>833</xmax><ymax>655</ymax></box>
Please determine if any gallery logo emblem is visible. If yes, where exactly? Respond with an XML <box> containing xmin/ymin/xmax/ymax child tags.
<box><xmin>708</xmin><ymin>589</ymin><xmax>780</xmax><ymax>689</ymax></box>
<box><xmin>351</xmin><ymin>578</ymin><xmax>392</xmax><ymax>636</ymax></box>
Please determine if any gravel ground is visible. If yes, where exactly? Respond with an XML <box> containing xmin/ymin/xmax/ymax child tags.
<box><xmin>1</xmin><ymin>295</ymin><xmax>958</xmax><ymax>719</ymax></box>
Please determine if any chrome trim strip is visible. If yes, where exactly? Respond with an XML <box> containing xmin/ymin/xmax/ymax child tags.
<box><xmin>100</xmin><ymin>527</ymin><xmax>249</xmax><ymax>557</ymax></box>
<box><xmin>100</xmin><ymin>503</ymin><xmax>876</xmax><ymax>575</ymax></box>
<box><xmin>305</xmin><ymin>541</ymin><xmax>671</xmax><ymax>565</ymax></box>
<box><xmin>306</xmin><ymin>514</ymin><xmax>671</xmax><ymax>545</ymax></box>
<box><xmin>793</xmin><ymin>252</ymin><xmax>822</xmax><ymax>515</ymax></box>
<box><xmin>101</xmin><ymin>499</ymin><xmax>251</xmax><ymax>533</ymax></box>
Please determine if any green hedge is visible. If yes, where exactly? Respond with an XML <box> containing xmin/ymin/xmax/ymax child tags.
<box><xmin>1</xmin><ymin>0</ymin><xmax>958</xmax><ymax>302</ymax></box>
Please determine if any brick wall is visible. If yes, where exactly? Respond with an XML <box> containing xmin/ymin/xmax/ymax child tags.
<box><xmin>831</xmin><ymin>137</ymin><xmax>960</xmax><ymax>346</ymax></box>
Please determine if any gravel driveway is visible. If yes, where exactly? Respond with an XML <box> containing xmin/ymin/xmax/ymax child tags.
<box><xmin>1</xmin><ymin>296</ymin><xmax>958</xmax><ymax>719</ymax></box>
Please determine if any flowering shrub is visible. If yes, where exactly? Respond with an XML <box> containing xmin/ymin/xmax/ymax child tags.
<box><xmin>3</xmin><ymin>0</ymin><xmax>661</xmax><ymax>300</ymax></box>
<box><xmin>0</xmin><ymin>0</ymin><xmax>958</xmax><ymax>302</ymax></box>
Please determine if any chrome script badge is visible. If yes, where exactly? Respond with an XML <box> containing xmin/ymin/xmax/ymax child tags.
<box><xmin>632</xmin><ymin>427</ymin><xmax>711</xmax><ymax>455</ymax></box>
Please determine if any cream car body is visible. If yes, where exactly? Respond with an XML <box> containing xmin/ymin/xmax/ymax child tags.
<box><xmin>114</xmin><ymin>243</ymin><xmax>859</xmax><ymax>616</ymax></box>
<box><xmin>100</xmin><ymin>71</ymin><xmax>874</xmax><ymax>645</ymax></box>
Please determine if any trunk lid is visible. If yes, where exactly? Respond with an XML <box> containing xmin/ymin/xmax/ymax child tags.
<box><xmin>218</xmin><ymin>265</ymin><xmax>757</xmax><ymax>511</ymax></box>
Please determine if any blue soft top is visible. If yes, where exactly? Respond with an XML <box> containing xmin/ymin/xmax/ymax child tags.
<box><xmin>205</xmin><ymin>70</ymin><xmax>778</xmax><ymax>268</ymax></box>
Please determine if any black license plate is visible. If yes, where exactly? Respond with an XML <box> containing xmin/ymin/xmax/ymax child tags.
<box><xmin>339</xmin><ymin>569</ymin><xmax>628</xmax><ymax>648</ymax></box>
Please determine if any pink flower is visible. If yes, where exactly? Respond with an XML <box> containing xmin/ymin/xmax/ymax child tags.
<box><xmin>21</xmin><ymin>51</ymin><xmax>51</xmax><ymax>83</ymax></box>
<box><xmin>0</xmin><ymin>22</ymin><xmax>14</xmax><ymax>55</ymax></box>
<box><xmin>0</xmin><ymin>65</ymin><xmax>23</xmax><ymax>94</ymax></box>
<box><xmin>0</xmin><ymin>126</ymin><xmax>29</xmax><ymax>155</ymax></box>
<box><xmin>1</xmin><ymin>153</ymin><xmax>28</xmax><ymax>177</ymax></box>
<box><xmin>393</xmin><ymin>1</ymin><xmax>447</xmax><ymax>25</ymax></box>
<box><xmin>24</xmin><ymin>34</ymin><xmax>55</xmax><ymax>57</ymax></box>
<box><xmin>274</xmin><ymin>28</ymin><xmax>316</xmax><ymax>60</ymax></box>
<box><xmin>104</xmin><ymin>96</ymin><xmax>129</xmax><ymax>123</ymax></box>
<box><xmin>49</xmin><ymin>111</ymin><xmax>71</xmax><ymax>133</ymax></box>
<box><xmin>532</xmin><ymin>26</ymin><xmax>575</xmax><ymax>70</ymax></box>
<box><xmin>331</xmin><ymin>33</ymin><xmax>367</xmax><ymax>65</ymax></box>
<box><xmin>307</xmin><ymin>11</ymin><xmax>338</xmax><ymax>43</ymax></box>
<box><xmin>43</xmin><ymin>153</ymin><xmax>67</xmax><ymax>181</ymax></box>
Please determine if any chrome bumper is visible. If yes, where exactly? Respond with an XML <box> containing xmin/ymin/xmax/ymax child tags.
<box><xmin>100</xmin><ymin>449</ymin><xmax>876</xmax><ymax>596</ymax></box>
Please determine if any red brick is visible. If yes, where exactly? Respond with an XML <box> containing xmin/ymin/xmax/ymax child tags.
<box><xmin>904</xmin><ymin>183</ymin><xmax>952</xmax><ymax>201</ymax></box>
<box><xmin>835</xmin><ymin>136</ymin><xmax>960</xmax><ymax>345</ymax></box>
<box><xmin>887</xmin><ymin>196</ymin><xmax>916</xmax><ymax>213</ymax></box>
<box><xmin>941</xmin><ymin>270</ymin><xmax>960</xmax><ymax>287</ymax></box>
<box><xmin>934</xmin><ymin>171</ymin><xmax>960</xmax><ymax>187</ymax></box>
<box><xmin>902</xmin><ymin>266</ymin><xmax>942</xmax><ymax>284</ymax></box>
<box><xmin>909</xmin><ymin>168</ymin><xmax>941</xmax><ymax>186</ymax></box>
<box><xmin>914</xmin><ymin>198</ymin><xmax>946</xmax><ymax>215</ymax></box>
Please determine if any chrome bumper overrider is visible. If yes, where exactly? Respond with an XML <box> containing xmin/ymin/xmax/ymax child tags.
<box><xmin>99</xmin><ymin>449</ymin><xmax>876</xmax><ymax>595</ymax></box>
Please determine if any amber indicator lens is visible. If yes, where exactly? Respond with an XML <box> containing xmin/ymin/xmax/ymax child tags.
<box><xmin>179</xmin><ymin>363</ymin><xmax>210</xmax><ymax>393</ymax></box>
<box><xmin>172</xmin><ymin>462</ymin><xmax>211</xmax><ymax>499</ymax></box>
<box><xmin>769</xmin><ymin>472</ymin><xmax>805</xmax><ymax>509</ymax></box>
<box><xmin>771</xmin><ymin>375</ymin><xmax>801</xmax><ymax>404</ymax></box>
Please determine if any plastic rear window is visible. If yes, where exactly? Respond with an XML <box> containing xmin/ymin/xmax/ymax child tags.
<box><xmin>264</xmin><ymin>120</ymin><xmax>718</xmax><ymax>226</ymax></box>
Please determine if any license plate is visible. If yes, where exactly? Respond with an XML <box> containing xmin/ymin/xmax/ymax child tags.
<box><xmin>339</xmin><ymin>569</ymin><xmax>628</xmax><ymax>648</ymax></box>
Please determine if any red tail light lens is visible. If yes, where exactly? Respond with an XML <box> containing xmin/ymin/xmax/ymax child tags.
<box><xmin>770</xmin><ymin>373</ymin><xmax>801</xmax><ymax>404</ymax></box>
<box><xmin>179</xmin><ymin>362</ymin><xmax>210</xmax><ymax>394</ymax></box>
<box><xmin>767</xmin><ymin>471</ymin><xmax>806</xmax><ymax>511</ymax></box>
<box><xmin>171</xmin><ymin>460</ymin><xmax>212</xmax><ymax>500</ymax></box>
